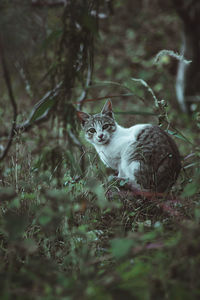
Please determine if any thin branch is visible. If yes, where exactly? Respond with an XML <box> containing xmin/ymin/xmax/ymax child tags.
<box><xmin>131</xmin><ymin>77</ymin><xmax>159</xmax><ymax>108</ymax></box>
<box><xmin>31</xmin><ymin>1</ymin><xmax>108</xmax><ymax>19</ymax></box>
<box><xmin>68</xmin><ymin>129</ymin><xmax>85</xmax><ymax>172</ymax></box>
<box><xmin>15</xmin><ymin>81</ymin><xmax>62</xmax><ymax>133</ymax></box>
<box><xmin>77</xmin><ymin>51</ymin><xmax>93</xmax><ymax>111</ymax></box>
<box><xmin>31</xmin><ymin>0</ymin><xmax>67</xmax><ymax>7</ymax></box>
<box><xmin>15</xmin><ymin>61</ymin><xmax>33</xmax><ymax>98</ymax></box>
<box><xmin>154</xmin><ymin>49</ymin><xmax>192</xmax><ymax>65</ymax></box>
<box><xmin>68</xmin><ymin>129</ymin><xmax>82</xmax><ymax>149</ymax></box>
<box><xmin>0</xmin><ymin>34</ymin><xmax>18</xmax><ymax>162</ymax></box>
<box><xmin>131</xmin><ymin>77</ymin><xmax>169</xmax><ymax>125</ymax></box>
<box><xmin>0</xmin><ymin>82</ymin><xmax>62</xmax><ymax>140</ymax></box>
<box><xmin>77</xmin><ymin>93</ymin><xmax>134</xmax><ymax>104</ymax></box>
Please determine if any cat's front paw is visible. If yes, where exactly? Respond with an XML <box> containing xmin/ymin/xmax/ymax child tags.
<box><xmin>108</xmin><ymin>174</ymin><xmax>119</xmax><ymax>182</ymax></box>
<box><xmin>108</xmin><ymin>175</ymin><xmax>130</xmax><ymax>188</ymax></box>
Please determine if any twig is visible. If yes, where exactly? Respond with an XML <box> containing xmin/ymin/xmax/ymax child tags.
<box><xmin>0</xmin><ymin>34</ymin><xmax>18</xmax><ymax>162</ymax></box>
<box><xmin>77</xmin><ymin>93</ymin><xmax>134</xmax><ymax>104</ymax></box>
<box><xmin>15</xmin><ymin>61</ymin><xmax>33</xmax><ymax>98</ymax></box>
<box><xmin>31</xmin><ymin>1</ymin><xmax>108</xmax><ymax>19</ymax></box>
<box><xmin>68</xmin><ymin>129</ymin><xmax>82</xmax><ymax>149</ymax></box>
<box><xmin>131</xmin><ymin>77</ymin><xmax>159</xmax><ymax>108</ymax></box>
<box><xmin>154</xmin><ymin>49</ymin><xmax>192</xmax><ymax>65</ymax></box>
<box><xmin>15</xmin><ymin>82</ymin><xmax>62</xmax><ymax>133</ymax></box>
<box><xmin>0</xmin><ymin>82</ymin><xmax>62</xmax><ymax>142</ymax></box>
<box><xmin>68</xmin><ymin>128</ymin><xmax>85</xmax><ymax>172</ymax></box>
<box><xmin>31</xmin><ymin>0</ymin><xmax>67</xmax><ymax>7</ymax></box>
<box><xmin>77</xmin><ymin>52</ymin><xmax>93</xmax><ymax>111</ymax></box>
<box><xmin>131</xmin><ymin>77</ymin><xmax>169</xmax><ymax>125</ymax></box>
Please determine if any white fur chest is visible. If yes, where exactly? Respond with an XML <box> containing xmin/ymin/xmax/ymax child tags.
<box><xmin>93</xmin><ymin>124</ymin><xmax>150</xmax><ymax>171</ymax></box>
<box><xmin>94</xmin><ymin>141</ymin><xmax>122</xmax><ymax>170</ymax></box>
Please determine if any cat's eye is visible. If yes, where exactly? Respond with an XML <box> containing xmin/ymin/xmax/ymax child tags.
<box><xmin>88</xmin><ymin>128</ymin><xmax>96</xmax><ymax>133</ymax></box>
<box><xmin>102</xmin><ymin>124</ymin><xmax>110</xmax><ymax>130</ymax></box>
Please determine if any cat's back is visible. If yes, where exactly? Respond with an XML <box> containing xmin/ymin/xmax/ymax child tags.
<box><xmin>127</xmin><ymin>125</ymin><xmax>181</xmax><ymax>192</ymax></box>
<box><xmin>135</xmin><ymin>125</ymin><xmax>179</xmax><ymax>156</ymax></box>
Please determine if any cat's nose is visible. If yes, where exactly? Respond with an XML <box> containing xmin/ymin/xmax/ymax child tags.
<box><xmin>98</xmin><ymin>134</ymin><xmax>104</xmax><ymax>139</ymax></box>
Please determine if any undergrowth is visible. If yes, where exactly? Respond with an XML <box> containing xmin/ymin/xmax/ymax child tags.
<box><xmin>0</xmin><ymin>99</ymin><xmax>200</xmax><ymax>300</ymax></box>
<box><xmin>1</xmin><ymin>1</ymin><xmax>200</xmax><ymax>299</ymax></box>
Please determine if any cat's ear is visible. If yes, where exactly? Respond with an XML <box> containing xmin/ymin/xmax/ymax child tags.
<box><xmin>77</xmin><ymin>111</ymin><xmax>90</xmax><ymax>126</ymax></box>
<box><xmin>101</xmin><ymin>100</ymin><xmax>113</xmax><ymax>118</ymax></box>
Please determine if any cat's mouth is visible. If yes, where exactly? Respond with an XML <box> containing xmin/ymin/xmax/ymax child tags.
<box><xmin>96</xmin><ymin>138</ymin><xmax>109</xmax><ymax>145</ymax></box>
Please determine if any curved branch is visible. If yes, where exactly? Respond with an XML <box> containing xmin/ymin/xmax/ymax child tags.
<box><xmin>15</xmin><ymin>81</ymin><xmax>62</xmax><ymax>133</ymax></box>
<box><xmin>0</xmin><ymin>82</ymin><xmax>63</xmax><ymax>140</ymax></box>
<box><xmin>77</xmin><ymin>51</ymin><xmax>93</xmax><ymax>111</ymax></box>
<box><xmin>0</xmin><ymin>34</ymin><xmax>17</xmax><ymax>162</ymax></box>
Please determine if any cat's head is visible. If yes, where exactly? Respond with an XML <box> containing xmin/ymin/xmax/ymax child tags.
<box><xmin>77</xmin><ymin>100</ymin><xmax>116</xmax><ymax>146</ymax></box>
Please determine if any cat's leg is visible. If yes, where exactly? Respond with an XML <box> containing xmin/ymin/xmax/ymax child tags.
<box><xmin>118</xmin><ymin>165</ymin><xmax>127</xmax><ymax>179</ymax></box>
<box><xmin>121</xmin><ymin>160</ymin><xmax>141</xmax><ymax>188</ymax></box>
<box><xmin>123</xmin><ymin>161</ymin><xmax>163</xmax><ymax>196</ymax></box>
<box><xmin>110</xmin><ymin>160</ymin><xmax>164</xmax><ymax>197</ymax></box>
<box><xmin>112</xmin><ymin>160</ymin><xmax>144</xmax><ymax>194</ymax></box>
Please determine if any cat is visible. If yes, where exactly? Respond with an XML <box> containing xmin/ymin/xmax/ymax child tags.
<box><xmin>77</xmin><ymin>100</ymin><xmax>181</xmax><ymax>192</ymax></box>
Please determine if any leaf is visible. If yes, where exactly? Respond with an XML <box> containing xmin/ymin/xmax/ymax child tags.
<box><xmin>21</xmin><ymin>82</ymin><xmax>62</xmax><ymax>127</ymax></box>
<box><xmin>39</xmin><ymin>215</ymin><xmax>52</xmax><ymax>226</ymax></box>
<box><xmin>38</xmin><ymin>206</ymin><xmax>54</xmax><ymax>226</ymax></box>
<box><xmin>4</xmin><ymin>211</ymin><xmax>29</xmax><ymax>240</ymax></box>
<box><xmin>181</xmin><ymin>181</ymin><xmax>199</xmax><ymax>197</ymax></box>
<box><xmin>42</xmin><ymin>29</ymin><xmax>62</xmax><ymax>49</ymax></box>
<box><xmin>29</xmin><ymin>97</ymin><xmax>55</xmax><ymax>123</ymax></box>
<box><xmin>0</xmin><ymin>187</ymin><xmax>16</xmax><ymax>201</ymax></box>
<box><xmin>166</xmin><ymin>130</ymin><xmax>190</xmax><ymax>142</ymax></box>
<box><xmin>22</xmin><ymin>239</ymin><xmax>38</xmax><ymax>254</ymax></box>
<box><xmin>114</xmin><ymin>111</ymin><xmax>157</xmax><ymax>116</ymax></box>
<box><xmin>110</xmin><ymin>238</ymin><xmax>134</xmax><ymax>259</ymax></box>
<box><xmin>184</xmin><ymin>162</ymin><xmax>199</xmax><ymax>169</ymax></box>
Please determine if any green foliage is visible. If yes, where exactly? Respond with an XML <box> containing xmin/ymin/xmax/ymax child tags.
<box><xmin>1</xmin><ymin>145</ymin><xmax>200</xmax><ymax>299</ymax></box>
<box><xmin>29</xmin><ymin>98</ymin><xmax>55</xmax><ymax>124</ymax></box>
<box><xmin>110</xmin><ymin>238</ymin><xmax>134</xmax><ymax>259</ymax></box>
<box><xmin>1</xmin><ymin>0</ymin><xmax>200</xmax><ymax>299</ymax></box>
